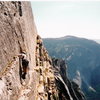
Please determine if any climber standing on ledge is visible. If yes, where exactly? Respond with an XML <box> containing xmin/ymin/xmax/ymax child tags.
<box><xmin>18</xmin><ymin>51</ymin><xmax>29</xmax><ymax>80</ymax></box>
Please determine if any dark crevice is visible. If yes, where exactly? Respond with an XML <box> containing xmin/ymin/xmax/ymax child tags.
<box><xmin>19</xmin><ymin>53</ymin><xmax>29</xmax><ymax>83</ymax></box>
<box><xmin>19</xmin><ymin>58</ymin><xmax>22</xmax><ymax>84</ymax></box>
<box><xmin>14</xmin><ymin>13</ymin><xmax>16</xmax><ymax>16</ymax></box>
<box><xmin>18</xmin><ymin>1</ymin><xmax>22</xmax><ymax>16</ymax></box>
<box><xmin>4</xmin><ymin>12</ymin><xmax>7</xmax><ymax>16</ymax></box>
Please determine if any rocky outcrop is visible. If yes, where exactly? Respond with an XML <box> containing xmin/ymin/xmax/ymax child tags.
<box><xmin>52</xmin><ymin>58</ymin><xmax>86</xmax><ymax>100</ymax></box>
<box><xmin>0</xmin><ymin>1</ymin><xmax>86</xmax><ymax>100</ymax></box>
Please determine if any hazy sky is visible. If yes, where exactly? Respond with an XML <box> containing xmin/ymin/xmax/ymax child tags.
<box><xmin>31</xmin><ymin>1</ymin><xmax>100</xmax><ymax>39</ymax></box>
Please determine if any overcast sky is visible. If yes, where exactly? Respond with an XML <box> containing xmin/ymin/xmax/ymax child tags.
<box><xmin>31</xmin><ymin>1</ymin><xmax>100</xmax><ymax>39</ymax></box>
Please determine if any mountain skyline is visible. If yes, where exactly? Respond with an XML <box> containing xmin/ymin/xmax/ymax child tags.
<box><xmin>43</xmin><ymin>35</ymin><xmax>100</xmax><ymax>44</ymax></box>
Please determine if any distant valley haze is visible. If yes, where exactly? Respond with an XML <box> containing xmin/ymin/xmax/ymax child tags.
<box><xmin>43</xmin><ymin>35</ymin><xmax>100</xmax><ymax>100</ymax></box>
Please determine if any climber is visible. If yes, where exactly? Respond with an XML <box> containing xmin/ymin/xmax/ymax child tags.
<box><xmin>37</xmin><ymin>35</ymin><xmax>43</xmax><ymax>47</ymax></box>
<box><xmin>18</xmin><ymin>52</ymin><xmax>29</xmax><ymax>79</ymax></box>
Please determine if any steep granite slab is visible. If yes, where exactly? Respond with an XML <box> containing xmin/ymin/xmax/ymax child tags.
<box><xmin>0</xmin><ymin>1</ymin><xmax>38</xmax><ymax>100</ymax></box>
<box><xmin>0</xmin><ymin>1</ymin><xmax>86</xmax><ymax>100</ymax></box>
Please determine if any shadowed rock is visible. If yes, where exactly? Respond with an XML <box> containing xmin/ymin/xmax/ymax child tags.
<box><xmin>52</xmin><ymin>58</ymin><xmax>86</xmax><ymax>100</ymax></box>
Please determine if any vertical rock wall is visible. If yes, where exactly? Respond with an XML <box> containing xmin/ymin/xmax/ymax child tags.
<box><xmin>0</xmin><ymin>1</ymin><xmax>86</xmax><ymax>100</ymax></box>
<box><xmin>0</xmin><ymin>1</ymin><xmax>59</xmax><ymax>100</ymax></box>
<box><xmin>35</xmin><ymin>35</ymin><xmax>59</xmax><ymax>100</ymax></box>
<box><xmin>0</xmin><ymin>1</ymin><xmax>38</xmax><ymax>100</ymax></box>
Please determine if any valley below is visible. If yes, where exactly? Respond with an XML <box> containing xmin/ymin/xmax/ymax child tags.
<box><xmin>43</xmin><ymin>36</ymin><xmax>100</xmax><ymax>100</ymax></box>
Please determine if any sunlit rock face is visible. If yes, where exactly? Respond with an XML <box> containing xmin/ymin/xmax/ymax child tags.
<box><xmin>73</xmin><ymin>70</ymin><xmax>82</xmax><ymax>88</ymax></box>
<box><xmin>0</xmin><ymin>1</ymin><xmax>38</xmax><ymax>100</ymax></box>
<box><xmin>0</xmin><ymin>1</ymin><xmax>86</xmax><ymax>100</ymax></box>
<box><xmin>0</xmin><ymin>1</ymin><xmax>55</xmax><ymax>99</ymax></box>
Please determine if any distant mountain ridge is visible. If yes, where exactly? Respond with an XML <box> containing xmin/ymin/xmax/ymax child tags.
<box><xmin>94</xmin><ymin>39</ymin><xmax>100</xmax><ymax>44</ymax></box>
<box><xmin>43</xmin><ymin>36</ymin><xmax>100</xmax><ymax>100</ymax></box>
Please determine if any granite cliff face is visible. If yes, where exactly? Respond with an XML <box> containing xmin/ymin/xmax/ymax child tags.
<box><xmin>0</xmin><ymin>1</ymin><xmax>38</xmax><ymax>100</ymax></box>
<box><xmin>0</xmin><ymin>1</ymin><xmax>86</xmax><ymax>100</ymax></box>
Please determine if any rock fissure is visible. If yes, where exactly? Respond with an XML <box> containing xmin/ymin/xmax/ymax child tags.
<box><xmin>0</xmin><ymin>1</ymin><xmax>86</xmax><ymax>100</ymax></box>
